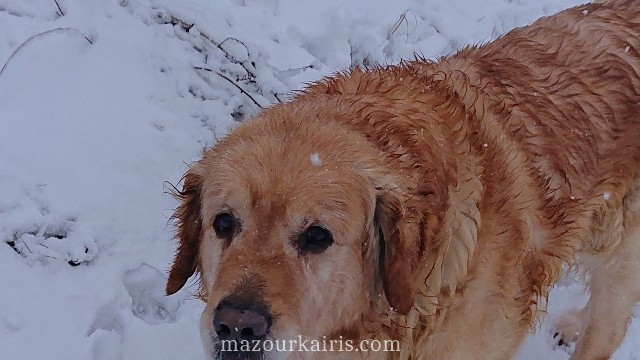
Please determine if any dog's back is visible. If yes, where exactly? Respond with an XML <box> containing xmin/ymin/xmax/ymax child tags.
<box><xmin>427</xmin><ymin>0</ymin><xmax>640</xmax><ymax>267</ymax></box>
<box><xmin>449</xmin><ymin>0</ymin><xmax>640</xmax><ymax>203</ymax></box>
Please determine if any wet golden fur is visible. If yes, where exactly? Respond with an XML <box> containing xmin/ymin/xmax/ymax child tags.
<box><xmin>167</xmin><ymin>1</ymin><xmax>640</xmax><ymax>359</ymax></box>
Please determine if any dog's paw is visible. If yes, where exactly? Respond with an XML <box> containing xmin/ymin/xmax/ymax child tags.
<box><xmin>551</xmin><ymin>308</ymin><xmax>585</xmax><ymax>353</ymax></box>
<box><xmin>552</xmin><ymin>330</ymin><xmax>577</xmax><ymax>351</ymax></box>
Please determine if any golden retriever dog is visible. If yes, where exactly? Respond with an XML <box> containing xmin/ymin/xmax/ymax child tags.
<box><xmin>166</xmin><ymin>1</ymin><xmax>640</xmax><ymax>359</ymax></box>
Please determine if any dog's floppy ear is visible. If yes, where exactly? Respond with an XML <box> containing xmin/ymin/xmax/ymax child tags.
<box><xmin>375</xmin><ymin>188</ymin><xmax>421</xmax><ymax>315</ymax></box>
<box><xmin>374</xmin><ymin>179</ymin><xmax>482</xmax><ymax>317</ymax></box>
<box><xmin>373</xmin><ymin>182</ymin><xmax>442</xmax><ymax>315</ymax></box>
<box><xmin>166</xmin><ymin>170</ymin><xmax>203</xmax><ymax>295</ymax></box>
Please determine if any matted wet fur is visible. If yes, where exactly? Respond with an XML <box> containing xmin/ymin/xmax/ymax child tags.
<box><xmin>166</xmin><ymin>1</ymin><xmax>640</xmax><ymax>359</ymax></box>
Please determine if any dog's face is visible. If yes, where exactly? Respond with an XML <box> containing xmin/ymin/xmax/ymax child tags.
<box><xmin>166</xmin><ymin>100</ymin><xmax>431</xmax><ymax>359</ymax></box>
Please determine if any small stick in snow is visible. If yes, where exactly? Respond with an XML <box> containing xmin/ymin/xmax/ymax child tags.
<box><xmin>386</xmin><ymin>9</ymin><xmax>417</xmax><ymax>44</ymax></box>
<box><xmin>53</xmin><ymin>0</ymin><xmax>64</xmax><ymax>17</ymax></box>
<box><xmin>194</xmin><ymin>66</ymin><xmax>266</xmax><ymax>109</ymax></box>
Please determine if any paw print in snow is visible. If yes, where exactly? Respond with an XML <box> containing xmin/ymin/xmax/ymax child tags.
<box><xmin>6</xmin><ymin>216</ymin><xmax>96</xmax><ymax>266</ymax></box>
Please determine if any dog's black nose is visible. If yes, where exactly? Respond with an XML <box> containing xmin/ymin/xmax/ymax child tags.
<box><xmin>213</xmin><ymin>301</ymin><xmax>271</xmax><ymax>342</ymax></box>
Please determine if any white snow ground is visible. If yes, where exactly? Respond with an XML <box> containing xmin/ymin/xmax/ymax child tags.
<box><xmin>0</xmin><ymin>0</ymin><xmax>637</xmax><ymax>359</ymax></box>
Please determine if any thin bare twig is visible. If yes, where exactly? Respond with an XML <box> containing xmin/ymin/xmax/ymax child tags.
<box><xmin>165</xmin><ymin>14</ymin><xmax>296</xmax><ymax>107</ymax></box>
<box><xmin>215</xmin><ymin>37</ymin><xmax>255</xmax><ymax>76</ymax></box>
<box><xmin>385</xmin><ymin>9</ymin><xmax>418</xmax><ymax>45</ymax></box>
<box><xmin>22</xmin><ymin>239</ymin><xmax>33</xmax><ymax>254</ymax></box>
<box><xmin>194</xmin><ymin>66</ymin><xmax>265</xmax><ymax>109</ymax></box>
<box><xmin>53</xmin><ymin>0</ymin><xmax>64</xmax><ymax>16</ymax></box>
<box><xmin>167</xmin><ymin>16</ymin><xmax>257</xmax><ymax>79</ymax></box>
<box><xmin>387</xmin><ymin>10</ymin><xmax>409</xmax><ymax>39</ymax></box>
<box><xmin>0</xmin><ymin>28</ymin><xmax>93</xmax><ymax>79</ymax></box>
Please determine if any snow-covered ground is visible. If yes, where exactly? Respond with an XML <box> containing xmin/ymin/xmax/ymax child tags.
<box><xmin>0</xmin><ymin>0</ymin><xmax>637</xmax><ymax>359</ymax></box>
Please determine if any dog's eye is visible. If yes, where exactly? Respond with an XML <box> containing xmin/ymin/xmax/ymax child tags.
<box><xmin>298</xmin><ymin>226</ymin><xmax>333</xmax><ymax>254</ymax></box>
<box><xmin>213</xmin><ymin>212</ymin><xmax>236</xmax><ymax>239</ymax></box>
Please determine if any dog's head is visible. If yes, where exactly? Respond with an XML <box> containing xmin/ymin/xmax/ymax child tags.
<box><xmin>165</xmin><ymin>98</ymin><xmax>444</xmax><ymax>359</ymax></box>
